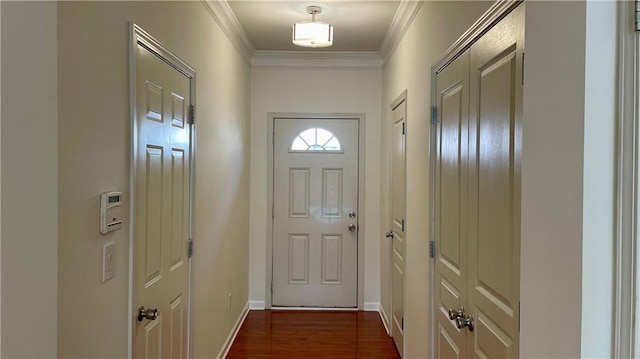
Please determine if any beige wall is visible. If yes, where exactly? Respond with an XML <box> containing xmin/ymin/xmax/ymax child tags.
<box><xmin>520</xmin><ymin>2</ymin><xmax>586</xmax><ymax>356</ymax></box>
<box><xmin>380</xmin><ymin>2</ymin><xmax>492</xmax><ymax>356</ymax></box>
<box><xmin>521</xmin><ymin>1</ymin><xmax>617</xmax><ymax>357</ymax></box>
<box><xmin>1</xmin><ymin>2</ymin><xmax>59</xmax><ymax>357</ymax></box>
<box><xmin>249</xmin><ymin>68</ymin><xmax>382</xmax><ymax>308</ymax></box>
<box><xmin>57</xmin><ymin>2</ymin><xmax>250</xmax><ymax>357</ymax></box>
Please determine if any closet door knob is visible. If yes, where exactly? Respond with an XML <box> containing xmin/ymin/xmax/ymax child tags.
<box><xmin>137</xmin><ymin>306</ymin><xmax>158</xmax><ymax>322</ymax></box>
<box><xmin>448</xmin><ymin>307</ymin><xmax>465</xmax><ymax>320</ymax></box>
<box><xmin>456</xmin><ymin>315</ymin><xmax>474</xmax><ymax>332</ymax></box>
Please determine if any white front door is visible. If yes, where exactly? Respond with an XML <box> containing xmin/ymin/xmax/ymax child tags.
<box><xmin>389</xmin><ymin>96</ymin><xmax>406</xmax><ymax>356</ymax></box>
<box><xmin>433</xmin><ymin>4</ymin><xmax>523</xmax><ymax>358</ymax></box>
<box><xmin>272</xmin><ymin>118</ymin><xmax>359</xmax><ymax>307</ymax></box>
<box><xmin>132</xmin><ymin>34</ymin><xmax>191</xmax><ymax>358</ymax></box>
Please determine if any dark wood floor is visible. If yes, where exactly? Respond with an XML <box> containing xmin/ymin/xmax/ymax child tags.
<box><xmin>226</xmin><ymin>310</ymin><xmax>400</xmax><ymax>359</ymax></box>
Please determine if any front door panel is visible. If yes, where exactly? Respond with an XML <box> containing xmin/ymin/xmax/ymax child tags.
<box><xmin>273</xmin><ymin>119</ymin><xmax>359</xmax><ymax>307</ymax></box>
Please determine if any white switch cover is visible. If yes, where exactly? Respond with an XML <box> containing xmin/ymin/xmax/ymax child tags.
<box><xmin>102</xmin><ymin>242</ymin><xmax>116</xmax><ymax>282</ymax></box>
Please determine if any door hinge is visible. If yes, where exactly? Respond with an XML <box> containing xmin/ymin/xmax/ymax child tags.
<box><xmin>272</xmin><ymin>204</ymin><xmax>275</xmax><ymax>219</ymax></box>
<box><xmin>518</xmin><ymin>301</ymin><xmax>521</xmax><ymax>332</ymax></box>
<box><xmin>401</xmin><ymin>219</ymin><xmax>405</xmax><ymax>232</ymax></box>
<box><xmin>431</xmin><ymin>106</ymin><xmax>437</xmax><ymax>125</ymax></box>
<box><xmin>430</xmin><ymin>241</ymin><xmax>435</xmax><ymax>259</ymax></box>
<box><xmin>521</xmin><ymin>53</ymin><xmax>525</xmax><ymax>85</ymax></box>
<box><xmin>270</xmin><ymin>279</ymin><xmax>273</xmax><ymax>293</ymax></box>
<box><xmin>401</xmin><ymin>317</ymin><xmax>404</xmax><ymax>329</ymax></box>
<box><xmin>634</xmin><ymin>0</ymin><xmax>640</xmax><ymax>31</ymax></box>
<box><xmin>188</xmin><ymin>238</ymin><xmax>194</xmax><ymax>258</ymax></box>
<box><xmin>189</xmin><ymin>105</ymin><xmax>195</xmax><ymax>125</ymax></box>
<box><xmin>402</xmin><ymin>122</ymin><xmax>405</xmax><ymax>135</ymax></box>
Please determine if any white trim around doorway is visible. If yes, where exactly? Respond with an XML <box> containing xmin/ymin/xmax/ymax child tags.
<box><xmin>614</xmin><ymin>1</ymin><xmax>638</xmax><ymax>357</ymax></box>
<box><xmin>265</xmin><ymin>113</ymin><xmax>367</xmax><ymax>310</ymax></box>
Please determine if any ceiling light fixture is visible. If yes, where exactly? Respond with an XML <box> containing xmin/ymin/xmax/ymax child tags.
<box><xmin>292</xmin><ymin>6</ymin><xmax>333</xmax><ymax>48</ymax></box>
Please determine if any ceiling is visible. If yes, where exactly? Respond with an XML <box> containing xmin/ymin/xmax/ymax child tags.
<box><xmin>227</xmin><ymin>1</ymin><xmax>401</xmax><ymax>52</ymax></box>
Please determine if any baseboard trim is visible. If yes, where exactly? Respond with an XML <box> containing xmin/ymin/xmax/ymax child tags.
<box><xmin>271</xmin><ymin>306</ymin><xmax>357</xmax><ymax>311</ymax></box>
<box><xmin>217</xmin><ymin>301</ymin><xmax>250</xmax><ymax>359</ymax></box>
<box><xmin>249</xmin><ymin>300</ymin><xmax>266</xmax><ymax>310</ymax></box>
<box><xmin>363</xmin><ymin>302</ymin><xmax>380</xmax><ymax>311</ymax></box>
<box><xmin>379</xmin><ymin>304</ymin><xmax>391</xmax><ymax>335</ymax></box>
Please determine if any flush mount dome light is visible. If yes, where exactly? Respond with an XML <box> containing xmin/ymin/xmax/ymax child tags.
<box><xmin>292</xmin><ymin>6</ymin><xmax>333</xmax><ymax>48</ymax></box>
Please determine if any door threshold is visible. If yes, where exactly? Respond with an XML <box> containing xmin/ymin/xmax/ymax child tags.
<box><xmin>270</xmin><ymin>306</ymin><xmax>358</xmax><ymax>311</ymax></box>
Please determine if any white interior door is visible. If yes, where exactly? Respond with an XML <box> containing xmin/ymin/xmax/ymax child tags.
<box><xmin>389</xmin><ymin>98</ymin><xmax>406</xmax><ymax>356</ymax></box>
<box><xmin>466</xmin><ymin>6</ymin><xmax>523</xmax><ymax>356</ymax></box>
<box><xmin>434</xmin><ymin>50</ymin><xmax>470</xmax><ymax>359</ymax></box>
<box><xmin>433</xmin><ymin>4</ymin><xmax>523</xmax><ymax>358</ymax></box>
<box><xmin>272</xmin><ymin>118</ymin><xmax>359</xmax><ymax>307</ymax></box>
<box><xmin>133</xmin><ymin>39</ymin><xmax>191</xmax><ymax>359</ymax></box>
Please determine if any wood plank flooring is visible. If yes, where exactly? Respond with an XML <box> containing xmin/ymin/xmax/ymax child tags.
<box><xmin>226</xmin><ymin>310</ymin><xmax>400</xmax><ymax>359</ymax></box>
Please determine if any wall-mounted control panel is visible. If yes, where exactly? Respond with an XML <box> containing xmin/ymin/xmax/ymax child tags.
<box><xmin>100</xmin><ymin>191</ymin><xmax>123</xmax><ymax>234</ymax></box>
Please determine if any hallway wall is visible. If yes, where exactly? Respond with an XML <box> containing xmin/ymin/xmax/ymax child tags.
<box><xmin>57</xmin><ymin>2</ymin><xmax>251</xmax><ymax>357</ymax></box>
<box><xmin>249</xmin><ymin>68</ymin><xmax>382</xmax><ymax>308</ymax></box>
<box><xmin>521</xmin><ymin>1</ymin><xmax>616</xmax><ymax>357</ymax></box>
<box><xmin>1</xmin><ymin>2</ymin><xmax>59</xmax><ymax>357</ymax></box>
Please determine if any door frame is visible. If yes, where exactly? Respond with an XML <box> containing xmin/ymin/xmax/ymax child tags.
<box><xmin>266</xmin><ymin>112</ymin><xmax>366</xmax><ymax>310</ymax></box>
<box><xmin>128</xmin><ymin>23</ymin><xmax>197</xmax><ymax>359</ymax></box>
<box><xmin>615</xmin><ymin>1</ymin><xmax>639</xmax><ymax>356</ymax></box>
<box><xmin>428</xmin><ymin>1</ymin><xmax>523</xmax><ymax>356</ymax></box>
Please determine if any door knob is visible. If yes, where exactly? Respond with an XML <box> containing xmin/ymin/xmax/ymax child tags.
<box><xmin>456</xmin><ymin>315</ymin><xmax>474</xmax><ymax>332</ymax></box>
<box><xmin>385</xmin><ymin>231</ymin><xmax>394</xmax><ymax>238</ymax></box>
<box><xmin>137</xmin><ymin>306</ymin><xmax>158</xmax><ymax>322</ymax></box>
<box><xmin>448</xmin><ymin>307</ymin><xmax>465</xmax><ymax>320</ymax></box>
<box><xmin>348</xmin><ymin>224</ymin><xmax>357</xmax><ymax>232</ymax></box>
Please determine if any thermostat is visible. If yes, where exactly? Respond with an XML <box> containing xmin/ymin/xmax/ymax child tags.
<box><xmin>100</xmin><ymin>191</ymin><xmax>123</xmax><ymax>234</ymax></box>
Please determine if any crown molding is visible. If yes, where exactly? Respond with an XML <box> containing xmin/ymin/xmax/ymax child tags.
<box><xmin>201</xmin><ymin>0</ymin><xmax>255</xmax><ymax>65</ymax></box>
<box><xmin>201</xmin><ymin>0</ymin><xmax>420</xmax><ymax>69</ymax></box>
<box><xmin>379</xmin><ymin>0</ymin><xmax>424</xmax><ymax>65</ymax></box>
<box><xmin>251</xmin><ymin>51</ymin><xmax>384</xmax><ymax>69</ymax></box>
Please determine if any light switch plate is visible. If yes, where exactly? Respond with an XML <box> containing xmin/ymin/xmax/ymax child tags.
<box><xmin>102</xmin><ymin>242</ymin><xmax>116</xmax><ymax>282</ymax></box>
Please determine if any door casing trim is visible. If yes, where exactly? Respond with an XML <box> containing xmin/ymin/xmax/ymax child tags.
<box><xmin>614</xmin><ymin>1</ymin><xmax>638</xmax><ymax>356</ymax></box>
<box><xmin>128</xmin><ymin>23</ymin><xmax>197</xmax><ymax>359</ymax></box>
<box><xmin>266</xmin><ymin>112</ymin><xmax>366</xmax><ymax>310</ymax></box>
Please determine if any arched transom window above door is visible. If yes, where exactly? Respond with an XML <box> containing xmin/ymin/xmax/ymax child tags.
<box><xmin>290</xmin><ymin>127</ymin><xmax>342</xmax><ymax>152</ymax></box>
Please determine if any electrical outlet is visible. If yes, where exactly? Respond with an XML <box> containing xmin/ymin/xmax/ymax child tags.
<box><xmin>102</xmin><ymin>242</ymin><xmax>116</xmax><ymax>282</ymax></box>
<box><xmin>228</xmin><ymin>293</ymin><xmax>232</xmax><ymax>311</ymax></box>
